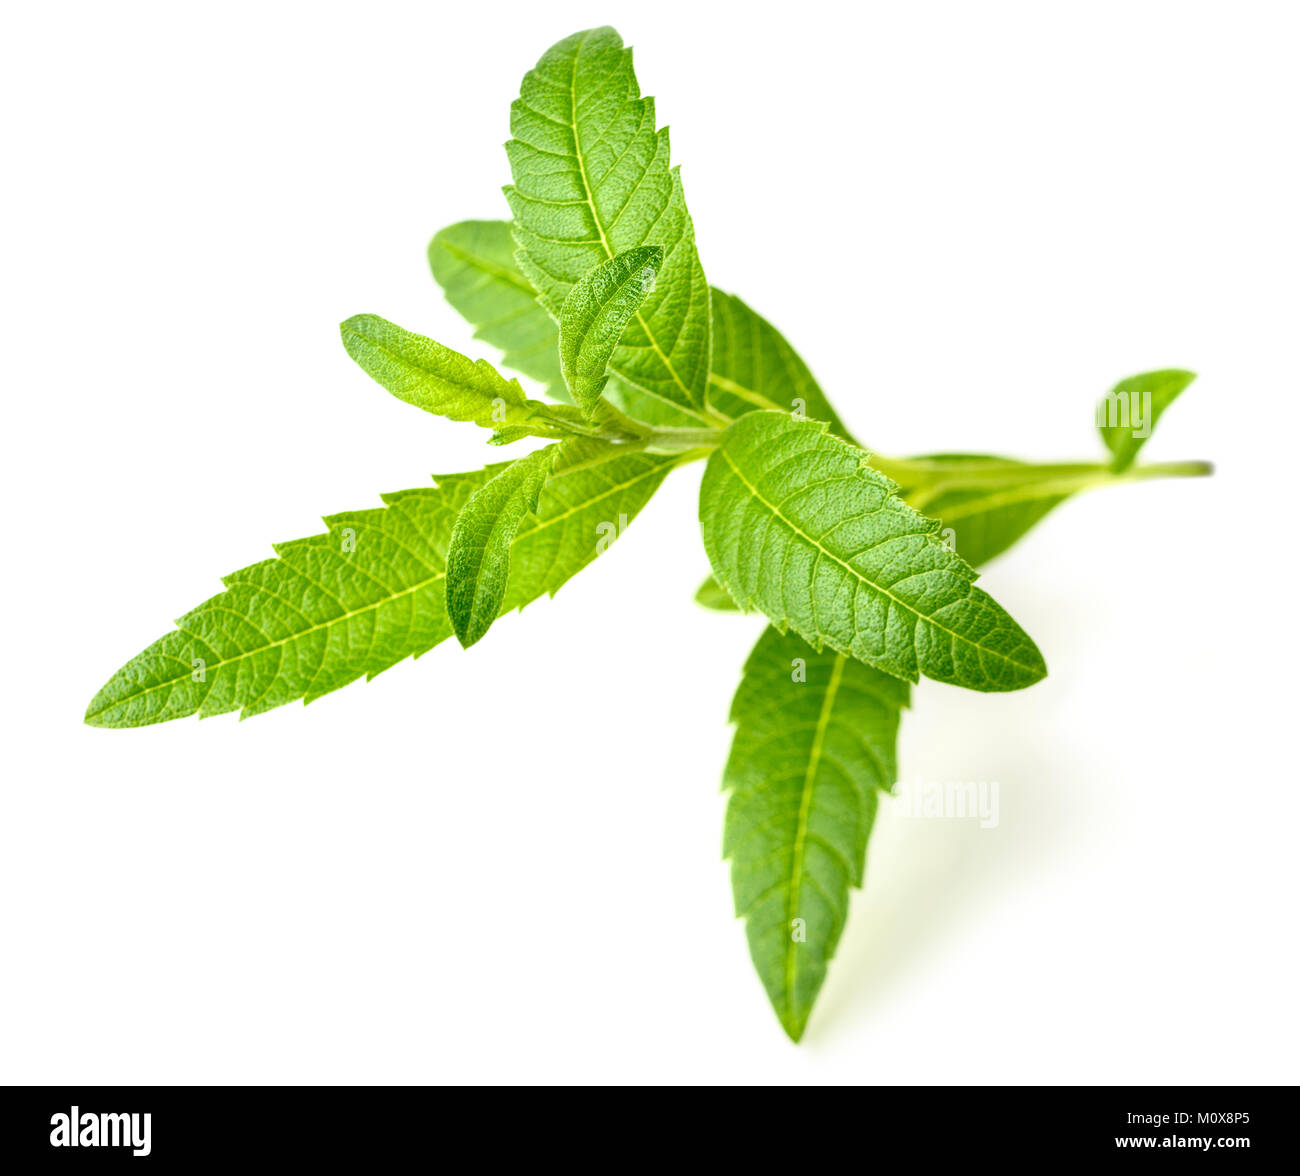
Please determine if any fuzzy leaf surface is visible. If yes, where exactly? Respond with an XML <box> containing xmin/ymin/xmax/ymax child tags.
<box><xmin>699</xmin><ymin>412</ymin><xmax>1047</xmax><ymax>691</ymax></box>
<box><xmin>84</xmin><ymin>472</ymin><xmax>491</xmax><ymax>727</ymax></box>
<box><xmin>726</xmin><ymin>627</ymin><xmax>907</xmax><ymax>1040</ymax></box>
<box><xmin>559</xmin><ymin>246</ymin><xmax>663</xmax><ymax>412</ymax></box>
<box><xmin>86</xmin><ymin>446</ymin><xmax>676</xmax><ymax>727</ymax></box>
<box><xmin>447</xmin><ymin>446</ymin><xmax>558</xmax><ymax>647</ymax></box>
<box><xmin>505</xmin><ymin>27</ymin><xmax>711</xmax><ymax>417</ymax></box>
<box><xmin>340</xmin><ymin>314</ymin><xmax>584</xmax><ymax>438</ymax></box>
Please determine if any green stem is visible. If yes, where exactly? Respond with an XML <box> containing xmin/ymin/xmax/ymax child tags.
<box><xmin>872</xmin><ymin>452</ymin><xmax>1213</xmax><ymax>487</ymax></box>
<box><xmin>642</xmin><ymin>426</ymin><xmax>725</xmax><ymax>453</ymax></box>
<box><xmin>1127</xmin><ymin>460</ymin><xmax>1214</xmax><ymax>479</ymax></box>
<box><xmin>902</xmin><ymin>458</ymin><xmax>1212</xmax><ymax>513</ymax></box>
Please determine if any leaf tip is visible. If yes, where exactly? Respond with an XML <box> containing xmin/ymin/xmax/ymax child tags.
<box><xmin>1023</xmin><ymin>648</ymin><xmax>1049</xmax><ymax>687</ymax></box>
<box><xmin>338</xmin><ymin>315</ymin><xmax>381</xmax><ymax>361</ymax></box>
<box><xmin>453</xmin><ymin>625</ymin><xmax>482</xmax><ymax>651</ymax></box>
<box><xmin>779</xmin><ymin>1012</ymin><xmax>809</xmax><ymax>1044</ymax></box>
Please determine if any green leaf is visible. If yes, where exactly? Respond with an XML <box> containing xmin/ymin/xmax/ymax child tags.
<box><xmin>709</xmin><ymin>290</ymin><xmax>849</xmax><ymax>436</ymax></box>
<box><xmin>1097</xmin><ymin>368</ymin><xmax>1196</xmax><ymax>471</ymax></box>
<box><xmin>428</xmin><ymin>220</ymin><xmax>568</xmax><ymax>399</ymax></box>
<box><xmin>699</xmin><ymin>412</ymin><xmax>1047</xmax><ymax>691</ymax></box>
<box><xmin>559</xmin><ymin>246</ymin><xmax>663</xmax><ymax>413</ymax></box>
<box><xmin>84</xmin><ymin>470</ymin><xmax>492</xmax><ymax>728</ymax></box>
<box><xmin>695</xmin><ymin>575</ymin><xmax>739</xmax><ymax>611</ymax></box>
<box><xmin>725</xmin><ymin>627</ymin><xmax>907</xmax><ymax>1041</ymax></box>
<box><xmin>505</xmin><ymin>27</ymin><xmax>712</xmax><ymax>419</ymax></box>
<box><xmin>86</xmin><ymin>447</ymin><xmax>679</xmax><ymax>728</ymax></box>
<box><xmin>447</xmin><ymin>446</ymin><xmax>558</xmax><ymax>647</ymax></box>
<box><xmin>340</xmin><ymin>314</ymin><xmax>585</xmax><ymax>439</ymax></box>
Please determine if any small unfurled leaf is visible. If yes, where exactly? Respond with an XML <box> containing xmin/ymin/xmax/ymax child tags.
<box><xmin>1097</xmin><ymin>369</ymin><xmax>1196</xmax><ymax>471</ymax></box>
<box><xmin>560</xmin><ymin>247</ymin><xmax>664</xmax><ymax>413</ymax></box>
<box><xmin>695</xmin><ymin>575</ymin><xmax>739</xmax><ymax>610</ymax></box>
<box><xmin>726</xmin><ymin>627</ymin><xmax>907</xmax><ymax>1041</ymax></box>
<box><xmin>447</xmin><ymin>446</ymin><xmax>558</xmax><ymax>647</ymax></box>
<box><xmin>428</xmin><ymin>219</ymin><xmax>568</xmax><ymax>399</ymax></box>
<box><xmin>699</xmin><ymin>412</ymin><xmax>1046</xmax><ymax>691</ymax></box>
<box><xmin>340</xmin><ymin>314</ymin><xmax>584</xmax><ymax>439</ymax></box>
<box><xmin>505</xmin><ymin>27</ymin><xmax>712</xmax><ymax>418</ymax></box>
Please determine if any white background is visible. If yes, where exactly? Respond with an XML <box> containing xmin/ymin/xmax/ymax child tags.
<box><xmin>2</xmin><ymin>0</ymin><xmax>1297</xmax><ymax>1084</ymax></box>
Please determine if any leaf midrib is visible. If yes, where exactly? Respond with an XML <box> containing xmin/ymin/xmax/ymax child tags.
<box><xmin>435</xmin><ymin>238</ymin><xmax>538</xmax><ymax>296</ymax></box>
<box><xmin>343</xmin><ymin>326</ymin><xmax>525</xmax><ymax>410</ymax></box>
<box><xmin>783</xmin><ymin>651</ymin><xmax>845</xmax><ymax>1029</ymax></box>
<box><xmin>85</xmin><ymin>570</ymin><xmax>448</xmax><ymax>722</ymax></box>
<box><xmin>708</xmin><ymin>372</ymin><xmax>783</xmax><ymax>412</ymax></box>
<box><xmin>914</xmin><ymin>467</ymin><xmax>1153</xmax><ymax>519</ymax></box>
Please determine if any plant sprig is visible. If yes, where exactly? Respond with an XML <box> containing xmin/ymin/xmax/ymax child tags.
<box><xmin>86</xmin><ymin>26</ymin><xmax>1210</xmax><ymax>1042</ymax></box>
